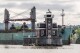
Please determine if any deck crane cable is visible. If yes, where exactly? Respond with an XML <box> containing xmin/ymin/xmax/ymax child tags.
<box><xmin>9</xmin><ymin>9</ymin><xmax>30</xmax><ymax>18</ymax></box>
<box><xmin>10</xmin><ymin>11</ymin><xmax>28</xmax><ymax>18</ymax></box>
<box><xmin>8</xmin><ymin>10</ymin><xmax>28</xmax><ymax>18</ymax></box>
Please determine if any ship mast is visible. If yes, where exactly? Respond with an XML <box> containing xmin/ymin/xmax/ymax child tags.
<box><xmin>61</xmin><ymin>9</ymin><xmax>65</xmax><ymax>26</ymax></box>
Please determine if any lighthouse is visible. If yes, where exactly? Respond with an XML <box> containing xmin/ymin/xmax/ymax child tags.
<box><xmin>36</xmin><ymin>9</ymin><xmax>62</xmax><ymax>46</ymax></box>
<box><xmin>44</xmin><ymin>9</ymin><xmax>54</xmax><ymax>44</ymax></box>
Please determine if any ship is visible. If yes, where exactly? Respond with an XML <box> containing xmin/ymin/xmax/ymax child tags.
<box><xmin>0</xmin><ymin>6</ymin><xmax>73</xmax><ymax>46</ymax></box>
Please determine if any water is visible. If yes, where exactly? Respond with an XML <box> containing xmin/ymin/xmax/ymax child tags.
<box><xmin>0</xmin><ymin>44</ymin><xmax>80</xmax><ymax>53</ymax></box>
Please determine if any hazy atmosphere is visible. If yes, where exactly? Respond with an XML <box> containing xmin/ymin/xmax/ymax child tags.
<box><xmin>0</xmin><ymin>0</ymin><xmax>80</xmax><ymax>53</ymax></box>
<box><xmin>0</xmin><ymin>0</ymin><xmax>80</xmax><ymax>25</ymax></box>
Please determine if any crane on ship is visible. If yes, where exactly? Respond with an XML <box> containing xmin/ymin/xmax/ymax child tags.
<box><xmin>4</xmin><ymin>6</ymin><xmax>36</xmax><ymax>32</ymax></box>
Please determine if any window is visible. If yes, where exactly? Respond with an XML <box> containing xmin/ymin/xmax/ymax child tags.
<box><xmin>48</xmin><ymin>23</ymin><xmax>51</xmax><ymax>26</ymax></box>
<box><xmin>48</xmin><ymin>20</ymin><xmax>51</xmax><ymax>23</ymax></box>
<box><xmin>52</xmin><ymin>31</ymin><xmax>55</xmax><ymax>35</ymax></box>
<box><xmin>47</xmin><ymin>15</ymin><xmax>51</xmax><ymax>17</ymax></box>
<box><xmin>47</xmin><ymin>30</ymin><xmax>51</xmax><ymax>38</ymax></box>
<box><xmin>48</xmin><ymin>23</ymin><xmax>51</xmax><ymax>29</ymax></box>
<box><xmin>48</xmin><ymin>30</ymin><xmax>51</xmax><ymax>35</ymax></box>
<box><xmin>41</xmin><ymin>30</ymin><xmax>44</xmax><ymax>36</ymax></box>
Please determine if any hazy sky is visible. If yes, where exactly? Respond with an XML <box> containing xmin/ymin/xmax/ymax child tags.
<box><xmin>0</xmin><ymin>0</ymin><xmax>80</xmax><ymax>25</ymax></box>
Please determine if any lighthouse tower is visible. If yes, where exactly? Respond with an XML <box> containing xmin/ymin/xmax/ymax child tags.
<box><xmin>44</xmin><ymin>9</ymin><xmax>54</xmax><ymax>44</ymax></box>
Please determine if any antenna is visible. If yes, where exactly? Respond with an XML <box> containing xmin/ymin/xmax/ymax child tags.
<box><xmin>61</xmin><ymin>9</ymin><xmax>65</xmax><ymax>26</ymax></box>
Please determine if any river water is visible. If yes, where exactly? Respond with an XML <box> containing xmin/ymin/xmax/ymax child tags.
<box><xmin>0</xmin><ymin>44</ymin><xmax>80</xmax><ymax>53</ymax></box>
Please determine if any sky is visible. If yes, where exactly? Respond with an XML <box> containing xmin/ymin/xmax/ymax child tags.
<box><xmin>0</xmin><ymin>0</ymin><xmax>80</xmax><ymax>25</ymax></box>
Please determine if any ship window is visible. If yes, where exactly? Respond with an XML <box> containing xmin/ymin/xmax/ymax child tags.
<box><xmin>48</xmin><ymin>26</ymin><xmax>51</xmax><ymax>29</ymax></box>
<box><xmin>52</xmin><ymin>31</ymin><xmax>55</xmax><ymax>35</ymax></box>
<box><xmin>47</xmin><ymin>15</ymin><xmax>51</xmax><ymax>17</ymax></box>
<box><xmin>48</xmin><ymin>21</ymin><xmax>50</xmax><ymax>23</ymax></box>
<box><xmin>48</xmin><ymin>23</ymin><xmax>51</xmax><ymax>26</ymax></box>
<box><xmin>48</xmin><ymin>30</ymin><xmax>51</xmax><ymax>35</ymax></box>
<box><xmin>48</xmin><ymin>23</ymin><xmax>51</xmax><ymax>29</ymax></box>
<box><xmin>41</xmin><ymin>30</ymin><xmax>44</xmax><ymax>36</ymax></box>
